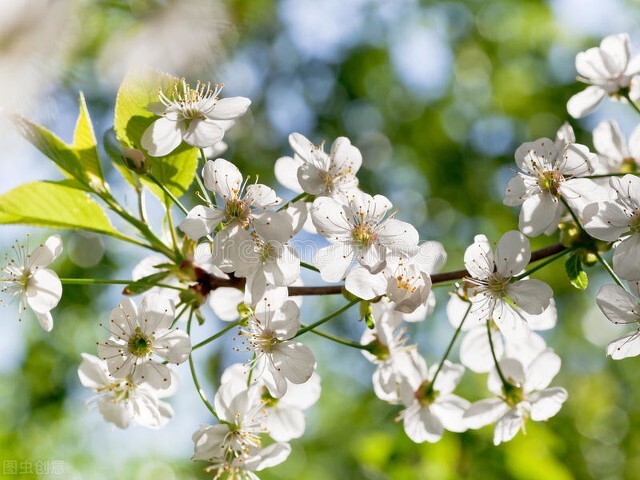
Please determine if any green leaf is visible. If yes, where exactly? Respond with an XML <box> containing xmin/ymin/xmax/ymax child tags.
<box><xmin>13</xmin><ymin>95</ymin><xmax>105</xmax><ymax>188</ymax></box>
<box><xmin>73</xmin><ymin>92</ymin><xmax>104</xmax><ymax>184</ymax></box>
<box><xmin>565</xmin><ymin>253</ymin><xmax>588</xmax><ymax>290</ymax></box>
<box><xmin>114</xmin><ymin>68</ymin><xmax>198</xmax><ymax>200</ymax></box>
<box><xmin>122</xmin><ymin>271</ymin><xmax>171</xmax><ymax>295</ymax></box>
<box><xmin>0</xmin><ymin>181</ymin><xmax>121</xmax><ymax>237</ymax></box>
<box><xmin>104</xmin><ymin>128</ymin><xmax>141</xmax><ymax>189</ymax></box>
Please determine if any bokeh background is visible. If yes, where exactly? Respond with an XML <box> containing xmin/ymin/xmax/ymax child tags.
<box><xmin>2</xmin><ymin>0</ymin><xmax>640</xmax><ymax>478</ymax></box>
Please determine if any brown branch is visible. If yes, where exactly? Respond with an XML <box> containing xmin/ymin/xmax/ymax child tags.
<box><xmin>195</xmin><ymin>242</ymin><xmax>568</xmax><ymax>297</ymax></box>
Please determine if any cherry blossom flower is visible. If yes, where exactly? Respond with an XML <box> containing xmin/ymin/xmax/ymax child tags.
<box><xmin>192</xmin><ymin>378</ymin><xmax>291</xmax><ymax>479</ymax></box>
<box><xmin>361</xmin><ymin>301</ymin><xmax>425</xmax><ymax>402</ymax></box>
<box><xmin>567</xmin><ymin>33</ymin><xmax>640</xmax><ymax>118</ymax></box>
<box><xmin>222</xmin><ymin>363</ymin><xmax>321</xmax><ymax>442</ymax></box>
<box><xmin>179</xmin><ymin>158</ymin><xmax>285</xmax><ymax>242</ymax></box>
<box><xmin>596</xmin><ymin>283</ymin><xmax>640</xmax><ymax>359</ymax></box>
<box><xmin>237</xmin><ymin>289</ymin><xmax>315</xmax><ymax>398</ymax></box>
<box><xmin>584</xmin><ymin>174</ymin><xmax>640</xmax><ymax>280</ymax></box>
<box><xmin>592</xmin><ymin>120</ymin><xmax>640</xmax><ymax>174</ymax></box>
<box><xmin>131</xmin><ymin>255</ymin><xmax>182</xmax><ymax>304</ymax></box>
<box><xmin>0</xmin><ymin>234</ymin><xmax>63</xmax><ymax>332</ymax></box>
<box><xmin>503</xmin><ymin>137</ymin><xmax>601</xmax><ymax>236</ymax></box>
<box><xmin>78</xmin><ymin>353</ymin><xmax>175</xmax><ymax>429</ymax></box>
<box><xmin>463</xmin><ymin>231</ymin><xmax>553</xmax><ymax>341</ymax></box>
<box><xmin>274</xmin><ymin>133</ymin><xmax>362</xmax><ymax>196</ymax></box>
<box><xmin>464</xmin><ymin>349</ymin><xmax>568</xmax><ymax>445</ymax></box>
<box><xmin>447</xmin><ymin>292</ymin><xmax>556</xmax><ymax>373</ymax></box>
<box><xmin>398</xmin><ymin>359</ymin><xmax>470</xmax><ymax>443</ymax></box>
<box><xmin>311</xmin><ymin>191</ymin><xmax>419</xmax><ymax>282</ymax></box>
<box><xmin>97</xmin><ymin>294</ymin><xmax>191</xmax><ymax>389</ymax></box>
<box><xmin>141</xmin><ymin>80</ymin><xmax>250</xmax><ymax>156</ymax></box>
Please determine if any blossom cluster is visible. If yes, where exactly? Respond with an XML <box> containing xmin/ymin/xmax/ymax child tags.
<box><xmin>3</xmin><ymin>32</ymin><xmax>640</xmax><ymax>479</ymax></box>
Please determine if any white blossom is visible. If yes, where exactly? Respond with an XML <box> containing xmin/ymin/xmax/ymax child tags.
<box><xmin>567</xmin><ymin>33</ymin><xmax>640</xmax><ymax>118</ymax></box>
<box><xmin>504</xmin><ymin>137</ymin><xmax>601</xmax><ymax>236</ymax></box>
<box><xmin>592</xmin><ymin>120</ymin><xmax>640</xmax><ymax>174</ymax></box>
<box><xmin>596</xmin><ymin>283</ymin><xmax>640</xmax><ymax>359</ymax></box>
<box><xmin>584</xmin><ymin>174</ymin><xmax>640</xmax><ymax>280</ymax></box>
<box><xmin>0</xmin><ymin>234</ymin><xmax>63</xmax><ymax>332</ymax></box>
<box><xmin>274</xmin><ymin>133</ymin><xmax>362</xmax><ymax>197</ymax></box>
<box><xmin>141</xmin><ymin>80</ymin><xmax>250</xmax><ymax>156</ymax></box>
<box><xmin>464</xmin><ymin>349</ymin><xmax>568</xmax><ymax>445</ymax></box>
<box><xmin>463</xmin><ymin>231</ymin><xmax>553</xmax><ymax>341</ymax></box>
<box><xmin>192</xmin><ymin>379</ymin><xmax>290</xmax><ymax>479</ymax></box>
<box><xmin>311</xmin><ymin>191</ymin><xmax>419</xmax><ymax>283</ymax></box>
<box><xmin>237</xmin><ymin>289</ymin><xmax>315</xmax><ymax>398</ymax></box>
<box><xmin>78</xmin><ymin>353</ymin><xmax>175</xmax><ymax>429</ymax></box>
<box><xmin>398</xmin><ymin>359</ymin><xmax>470</xmax><ymax>443</ymax></box>
<box><xmin>97</xmin><ymin>294</ymin><xmax>191</xmax><ymax>389</ymax></box>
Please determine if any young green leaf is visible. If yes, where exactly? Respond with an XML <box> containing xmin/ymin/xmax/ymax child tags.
<box><xmin>565</xmin><ymin>253</ymin><xmax>588</xmax><ymax>290</ymax></box>
<box><xmin>114</xmin><ymin>68</ymin><xmax>198</xmax><ymax>200</ymax></box>
<box><xmin>122</xmin><ymin>271</ymin><xmax>171</xmax><ymax>295</ymax></box>
<box><xmin>0</xmin><ymin>181</ymin><xmax>122</xmax><ymax>237</ymax></box>
<box><xmin>73</xmin><ymin>92</ymin><xmax>104</xmax><ymax>184</ymax></box>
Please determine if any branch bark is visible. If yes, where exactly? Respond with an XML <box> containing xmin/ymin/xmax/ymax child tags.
<box><xmin>199</xmin><ymin>242</ymin><xmax>568</xmax><ymax>296</ymax></box>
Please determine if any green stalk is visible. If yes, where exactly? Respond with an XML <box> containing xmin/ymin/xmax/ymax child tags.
<box><xmin>513</xmin><ymin>246</ymin><xmax>574</xmax><ymax>280</ymax></box>
<box><xmin>306</xmin><ymin>327</ymin><xmax>369</xmax><ymax>350</ymax></box>
<box><xmin>277</xmin><ymin>192</ymin><xmax>308</xmax><ymax>211</ymax></box>
<box><xmin>624</xmin><ymin>91</ymin><xmax>640</xmax><ymax>116</ymax></box>
<box><xmin>59</xmin><ymin>278</ymin><xmax>182</xmax><ymax>290</ymax></box>
<box><xmin>294</xmin><ymin>299</ymin><xmax>359</xmax><ymax>337</ymax></box>
<box><xmin>191</xmin><ymin>321</ymin><xmax>240</xmax><ymax>351</ymax></box>
<box><xmin>148</xmin><ymin>173</ymin><xmax>190</xmax><ymax>215</ymax></box>
<box><xmin>487</xmin><ymin>319</ymin><xmax>509</xmax><ymax>387</ymax></box>
<box><xmin>198</xmin><ymin>149</ymin><xmax>216</xmax><ymax>207</ymax></box>
<box><xmin>187</xmin><ymin>310</ymin><xmax>219</xmax><ymax>420</ymax></box>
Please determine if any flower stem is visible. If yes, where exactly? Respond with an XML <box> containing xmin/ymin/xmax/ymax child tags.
<box><xmin>487</xmin><ymin>319</ymin><xmax>509</xmax><ymax>387</ymax></box>
<box><xmin>305</xmin><ymin>326</ymin><xmax>369</xmax><ymax>349</ymax></box>
<box><xmin>294</xmin><ymin>299</ymin><xmax>359</xmax><ymax>337</ymax></box>
<box><xmin>187</xmin><ymin>309</ymin><xmax>219</xmax><ymax>420</ymax></box>
<box><xmin>191</xmin><ymin>321</ymin><xmax>240</xmax><ymax>351</ymax></box>
<box><xmin>624</xmin><ymin>91</ymin><xmax>640</xmax><ymax>116</ymax></box>
<box><xmin>593</xmin><ymin>250</ymin><xmax>629</xmax><ymax>291</ymax></box>
<box><xmin>584</xmin><ymin>172</ymin><xmax>640</xmax><ymax>179</ymax></box>
<box><xmin>277</xmin><ymin>192</ymin><xmax>308</xmax><ymax>211</ymax></box>
<box><xmin>513</xmin><ymin>245</ymin><xmax>575</xmax><ymax>280</ymax></box>
<box><xmin>147</xmin><ymin>173</ymin><xmax>190</xmax><ymax>215</ymax></box>
<box><xmin>165</xmin><ymin>199</ymin><xmax>181</xmax><ymax>255</ymax></box>
<box><xmin>59</xmin><ymin>278</ymin><xmax>182</xmax><ymax>290</ymax></box>
<box><xmin>559</xmin><ymin>196</ymin><xmax>587</xmax><ymax>237</ymax></box>
<box><xmin>428</xmin><ymin>302</ymin><xmax>471</xmax><ymax>390</ymax></box>
<box><xmin>136</xmin><ymin>187</ymin><xmax>148</xmax><ymax>224</ymax></box>
<box><xmin>300</xmin><ymin>261</ymin><xmax>320</xmax><ymax>273</ymax></box>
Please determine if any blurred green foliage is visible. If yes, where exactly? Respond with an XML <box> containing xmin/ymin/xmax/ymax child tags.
<box><xmin>3</xmin><ymin>0</ymin><xmax>640</xmax><ymax>479</ymax></box>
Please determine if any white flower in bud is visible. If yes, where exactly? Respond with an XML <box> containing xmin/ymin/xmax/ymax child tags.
<box><xmin>97</xmin><ymin>294</ymin><xmax>190</xmax><ymax>389</ymax></box>
<box><xmin>567</xmin><ymin>33</ymin><xmax>640</xmax><ymax>118</ymax></box>
<box><xmin>1</xmin><ymin>234</ymin><xmax>63</xmax><ymax>332</ymax></box>
<box><xmin>141</xmin><ymin>80</ymin><xmax>250</xmax><ymax>156</ymax></box>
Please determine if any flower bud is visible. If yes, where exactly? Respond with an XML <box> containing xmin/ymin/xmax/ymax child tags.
<box><xmin>122</xmin><ymin>148</ymin><xmax>149</xmax><ymax>174</ymax></box>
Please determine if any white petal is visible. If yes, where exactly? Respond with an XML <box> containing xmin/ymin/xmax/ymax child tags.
<box><xmin>25</xmin><ymin>268</ymin><xmax>62</xmax><ymax>313</ymax></box>
<box><xmin>208</xmin><ymin>97</ymin><xmax>251</xmax><ymax>120</ymax></box>
<box><xmin>209</xmin><ymin>287</ymin><xmax>244</xmax><ymax>321</ymax></box>
<box><xmin>139</xmin><ymin>293</ymin><xmax>175</xmax><ymax>336</ymax></box>
<box><xmin>493</xmin><ymin>409</ymin><xmax>524</xmax><ymax>445</ymax></box>
<box><xmin>98</xmin><ymin>399</ymin><xmax>131</xmax><ymax>429</ymax></box>
<box><xmin>34</xmin><ymin>310</ymin><xmax>54</xmax><ymax>332</ymax></box>
<box><xmin>315</xmin><ymin>243</ymin><xmax>354</xmax><ymax>282</ymax></box>
<box><xmin>344</xmin><ymin>265</ymin><xmax>386</xmax><ymax>300</ymax></box>
<box><xmin>503</xmin><ymin>175</ymin><xmax>528</xmax><ymax>206</ymax></box>
<box><xmin>600</xmin><ymin>33</ymin><xmax>630</xmax><ymax>76</ymax></box>
<box><xmin>265</xmin><ymin>406</ymin><xmax>306</xmax><ymax>442</ymax></box>
<box><xmin>460</xmin><ymin>326</ymin><xmax>501</xmax><ymax>373</ymax></box>
<box><xmin>403</xmin><ymin>405</ymin><xmax>444</xmax><ymax>443</ymax></box>
<box><xmin>464</xmin><ymin>234</ymin><xmax>494</xmax><ymax>280</ymax></box>
<box><xmin>567</xmin><ymin>86</ymin><xmax>606</xmax><ymax>119</ymax></box>
<box><xmin>514</xmin><ymin>138</ymin><xmax>557</xmax><ymax>174</ymax></box>
<box><xmin>181</xmin><ymin>118</ymin><xmax>224</xmax><ymax>148</ymax></box>
<box><xmin>431</xmin><ymin>361</ymin><xmax>465</xmax><ymax>395</ymax></box>
<box><xmin>152</xmin><ymin>328</ymin><xmax>191</xmax><ymax>364</ymax></box>
<box><xmin>519</xmin><ymin>193</ymin><xmax>560</xmax><ymax>237</ymax></box>
<box><xmin>495</xmin><ymin>230</ymin><xmax>530</xmax><ymax>277</ymax></box>
<box><xmin>179</xmin><ymin>205</ymin><xmax>224</xmax><ymax>240</ymax></box>
<box><xmin>310</xmin><ymin>196</ymin><xmax>352</xmax><ymax>237</ymax></box>
<box><xmin>133</xmin><ymin>361</ymin><xmax>173</xmax><ymax>390</ymax></box>
<box><xmin>27</xmin><ymin>235</ymin><xmax>63</xmax><ymax>268</ymax></box>
<box><xmin>141</xmin><ymin>117</ymin><xmax>183</xmax><ymax>157</ymax></box>
<box><xmin>431</xmin><ymin>395</ymin><xmax>470</xmax><ymax>433</ymax></box>
<box><xmin>613</xmin><ymin>234</ymin><xmax>640</xmax><ymax>280</ymax></box>
<box><xmin>583</xmin><ymin>201</ymin><xmax>630</xmax><ymax>242</ymax></box>
<box><xmin>506</xmin><ymin>279</ymin><xmax>553</xmax><ymax>315</ymax></box>
<box><xmin>464</xmin><ymin>398</ymin><xmax>508</xmax><ymax>429</ymax></box>
<box><xmin>271</xmin><ymin>341</ymin><xmax>316</xmax><ymax>385</ymax></box>
<box><xmin>524</xmin><ymin>349</ymin><xmax>561</xmax><ymax>392</ymax></box>
<box><xmin>288</xmin><ymin>132</ymin><xmax>317</xmax><ymax>162</ymax></box>
<box><xmin>596</xmin><ymin>284</ymin><xmax>640</xmax><ymax>325</ymax></box>
<box><xmin>606</xmin><ymin>330</ymin><xmax>640</xmax><ymax>359</ymax></box>
<box><xmin>593</xmin><ymin>120</ymin><xmax>628</xmax><ymax>161</ymax></box>
<box><xmin>78</xmin><ymin>353</ymin><xmax>111</xmax><ymax>390</ymax></box>
<box><xmin>203</xmin><ymin>158</ymin><xmax>243</xmax><ymax>200</ymax></box>
<box><xmin>274</xmin><ymin>156</ymin><xmax>304</xmax><ymax>193</ymax></box>
<box><xmin>529</xmin><ymin>387</ymin><xmax>568</xmax><ymax>421</ymax></box>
